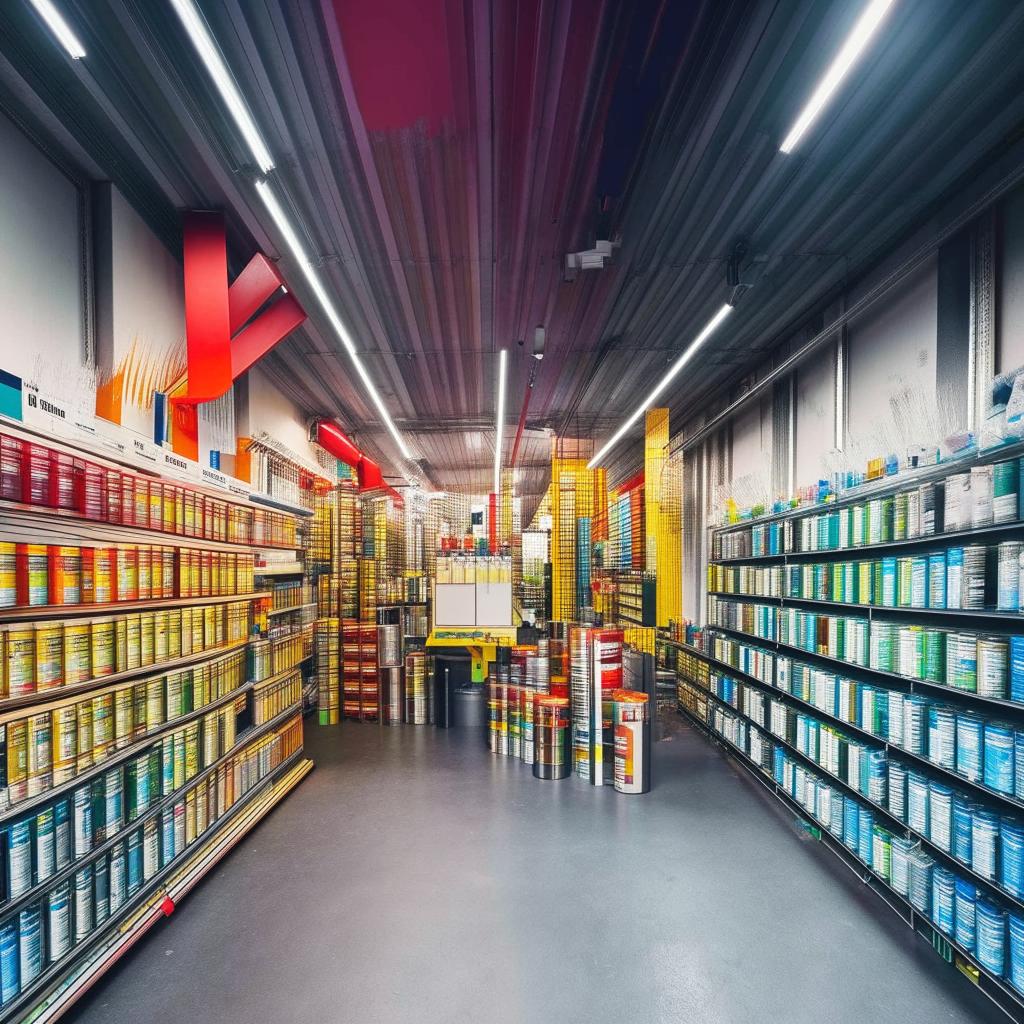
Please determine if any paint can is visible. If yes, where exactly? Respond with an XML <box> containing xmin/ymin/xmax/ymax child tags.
<box><xmin>612</xmin><ymin>689</ymin><xmax>649</xmax><ymax>794</ymax></box>
<box><xmin>928</xmin><ymin>781</ymin><xmax>953</xmax><ymax>852</ymax></box>
<box><xmin>999</xmin><ymin>542</ymin><xmax>1024</xmax><ymax>611</ymax></box>
<box><xmin>890</xmin><ymin>835</ymin><xmax>914</xmax><ymax>897</ymax></box>
<box><xmin>962</xmin><ymin>544</ymin><xmax>987</xmax><ymax>609</ymax></box>
<box><xmin>976</xmin><ymin>898</ymin><xmax>1006</xmax><ymax>977</ymax></box>
<box><xmin>0</xmin><ymin>543</ymin><xmax>14</xmax><ymax>609</ymax></box>
<box><xmin>74</xmin><ymin>864</ymin><xmax>94</xmax><ymax>944</ymax></box>
<box><xmin>533</xmin><ymin>696</ymin><xmax>570</xmax><ymax>780</ymax></box>
<box><xmin>946</xmin><ymin>632</ymin><xmax>977</xmax><ymax>693</ymax></box>
<box><xmin>972</xmin><ymin>808</ymin><xmax>1000</xmax><ymax>880</ymax></box>
<box><xmin>520</xmin><ymin>687</ymin><xmax>536</xmax><ymax>765</ymax></box>
<box><xmin>1001</xmin><ymin>818</ymin><xmax>1024</xmax><ymax>898</ymax></box>
<box><xmin>952</xmin><ymin>800</ymin><xmax>974</xmax><ymax>872</ymax></box>
<box><xmin>382</xmin><ymin>666</ymin><xmax>402</xmax><ymax>725</ymax></box>
<box><xmin>932</xmin><ymin>866</ymin><xmax>956</xmax><ymax>936</ymax></box>
<box><xmin>984</xmin><ymin>722</ymin><xmax>1015</xmax><ymax>795</ymax></box>
<box><xmin>957</xmin><ymin>711</ymin><xmax>984</xmax><ymax>781</ymax></box>
<box><xmin>955</xmin><ymin>878</ymin><xmax>977</xmax><ymax>951</ymax></box>
<box><xmin>978</xmin><ymin>636</ymin><xmax>1009</xmax><ymax>698</ymax></box>
<box><xmin>907</xmin><ymin>770</ymin><xmax>930</xmax><ymax>836</ymax></box>
<box><xmin>871</xmin><ymin>826</ymin><xmax>892</xmax><ymax>882</ymax></box>
<box><xmin>18</xmin><ymin>905</ymin><xmax>42</xmax><ymax>987</ymax></box>
<box><xmin>1010</xmin><ymin>914</ymin><xmax>1024</xmax><ymax>994</ymax></box>
<box><xmin>927</xmin><ymin>552</ymin><xmax>946</xmax><ymax>609</ymax></box>
<box><xmin>994</xmin><ymin>459</ymin><xmax>1019</xmax><ymax>524</ymax></box>
<box><xmin>888</xmin><ymin>761</ymin><xmax>907</xmax><ymax>821</ymax></box>
<box><xmin>927</xmin><ymin>705</ymin><xmax>956</xmax><ymax>770</ymax></box>
<box><xmin>48</xmin><ymin>880</ymin><xmax>72</xmax><ymax>962</ymax></box>
<box><xmin>908</xmin><ymin>850</ymin><xmax>934</xmax><ymax>915</ymax></box>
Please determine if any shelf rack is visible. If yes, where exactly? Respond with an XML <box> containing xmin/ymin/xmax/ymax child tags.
<box><xmin>670</xmin><ymin>674</ymin><xmax>1024</xmax><ymax>1023</ymax></box>
<box><xmin>677</xmin><ymin>442</ymin><xmax>1024</xmax><ymax>1022</ymax></box>
<box><xmin>0</xmin><ymin>457</ymin><xmax>312</xmax><ymax>1020</ymax></box>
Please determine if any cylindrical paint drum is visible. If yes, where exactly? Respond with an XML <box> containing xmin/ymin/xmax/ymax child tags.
<box><xmin>612</xmin><ymin>689</ymin><xmax>650</xmax><ymax>795</ymax></box>
<box><xmin>451</xmin><ymin>686</ymin><xmax>485</xmax><ymax>730</ymax></box>
<box><xmin>533</xmin><ymin>697</ymin><xmax>570</xmax><ymax>780</ymax></box>
<box><xmin>381</xmin><ymin>667</ymin><xmax>402</xmax><ymax>725</ymax></box>
<box><xmin>377</xmin><ymin>624</ymin><xmax>401</xmax><ymax>668</ymax></box>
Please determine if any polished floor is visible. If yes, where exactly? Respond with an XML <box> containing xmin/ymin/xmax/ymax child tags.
<box><xmin>67</xmin><ymin>716</ymin><xmax>1004</xmax><ymax>1024</ymax></box>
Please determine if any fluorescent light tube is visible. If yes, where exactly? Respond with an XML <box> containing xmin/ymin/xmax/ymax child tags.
<box><xmin>28</xmin><ymin>0</ymin><xmax>86</xmax><ymax>59</ymax></box>
<box><xmin>169</xmin><ymin>0</ymin><xmax>274</xmax><ymax>173</ymax></box>
<box><xmin>779</xmin><ymin>0</ymin><xmax>895</xmax><ymax>154</ymax></box>
<box><xmin>254</xmin><ymin>179</ymin><xmax>413</xmax><ymax>462</ymax></box>
<box><xmin>494</xmin><ymin>349</ymin><xmax>507</xmax><ymax>494</ymax></box>
<box><xmin>588</xmin><ymin>304</ymin><xmax>733</xmax><ymax>469</ymax></box>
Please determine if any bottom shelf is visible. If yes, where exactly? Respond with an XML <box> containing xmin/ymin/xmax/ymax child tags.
<box><xmin>18</xmin><ymin>753</ymin><xmax>313</xmax><ymax>1024</ymax></box>
<box><xmin>674</xmin><ymin>698</ymin><xmax>1024</xmax><ymax>1023</ymax></box>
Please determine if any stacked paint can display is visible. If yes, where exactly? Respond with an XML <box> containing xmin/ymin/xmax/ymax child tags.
<box><xmin>487</xmin><ymin>625</ymin><xmax>646</xmax><ymax>792</ymax></box>
<box><xmin>686</xmin><ymin>445</ymin><xmax>1024</xmax><ymax>1019</ymax></box>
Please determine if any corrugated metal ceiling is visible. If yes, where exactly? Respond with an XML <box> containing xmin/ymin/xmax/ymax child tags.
<box><xmin>2</xmin><ymin>0</ymin><xmax>1023</xmax><ymax>518</ymax></box>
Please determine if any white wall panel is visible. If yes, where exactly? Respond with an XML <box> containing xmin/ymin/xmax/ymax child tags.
<box><xmin>999</xmin><ymin>184</ymin><xmax>1024</xmax><ymax>374</ymax></box>
<box><xmin>847</xmin><ymin>255</ymin><xmax>938</xmax><ymax>459</ymax></box>
<box><xmin>0</xmin><ymin>112</ymin><xmax>85</xmax><ymax>388</ymax></box>
<box><xmin>794</xmin><ymin>343</ymin><xmax>835</xmax><ymax>487</ymax></box>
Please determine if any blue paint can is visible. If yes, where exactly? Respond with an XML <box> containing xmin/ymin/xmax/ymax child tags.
<box><xmin>1009</xmin><ymin>913</ymin><xmax>1024</xmax><ymax>994</ymax></box>
<box><xmin>907</xmin><ymin>771</ymin><xmax>930</xmax><ymax>837</ymax></box>
<box><xmin>977</xmin><ymin>898</ymin><xmax>1007</xmax><ymax>977</ymax></box>
<box><xmin>953</xmin><ymin>796</ymin><xmax>974</xmax><ymax>866</ymax></box>
<box><xmin>928</xmin><ymin>781</ymin><xmax>953</xmax><ymax>853</ymax></box>
<box><xmin>1011</xmin><ymin>636</ymin><xmax>1024</xmax><ymax>703</ymax></box>
<box><xmin>973</xmin><ymin>809</ymin><xmax>1000</xmax><ymax>880</ymax></box>
<box><xmin>984</xmin><ymin>722</ymin><xmax>1015</xmax><ymax>795</ymax></box>
<box><xmin>928</xmin><ymin>705</ymin><xmax>956</xmax><ymax>771</ymax></box>
<box><xmin>956</xmin><ymin>712</ymin><xmax>984</xmax><ymax>782</ymax></box>
<box><xmin>843</xmin><ymin>799</ymin><xmax>860</xmax><ymax>852</ymax></box>
<box><xmin>888</xmin><ymin>762</ymin><xmax>907</xmax><ymax>821</ymax></box>
<box><xmin>1001</xmin><ymin>818</ymin><xmax>1024</xmax><ymax>898</ymax></box>
<box><xmin>858</xmin><ymin>807</ymin><xmax>874</xmax><ymax>866</ymax></box>
<box><xmin>955</xmin><ymin>879</ymin><xmax>978</xmax><ymax>953</ymax></box>
<box><xmin>891</xmin><ymin>836</ymin><xmax>915</xmax><ymax>898</ymax></box>
<box><xmin>932</xmin><ymin>866</ymin><xmax>956</xmax><ymax>936</ymax></box>
<box><xmin>908</xmin><ymin>851</ymin><xmax>934</xmax><ymax>915</ymax></box>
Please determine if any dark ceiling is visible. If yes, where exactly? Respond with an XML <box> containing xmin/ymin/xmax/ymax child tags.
<box><xmin>2</xmin><ymin>0</ymin><xmax>1024</xmax><ymax>519</ymax></box>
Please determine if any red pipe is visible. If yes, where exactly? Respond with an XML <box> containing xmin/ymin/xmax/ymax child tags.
<box><xmin>509</xmin><ymin>364</ymin><xmax>536</xmax><ymax>469</ymax></box>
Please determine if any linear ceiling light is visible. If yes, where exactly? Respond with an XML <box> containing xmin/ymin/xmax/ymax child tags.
<box><xmin>27</xmin><ymin>0</ymin><xmax>86</xmax><ymax>58</ymax></box>
<box><xmin>255</xmin><ymin>179</ymin><xmax>413</xmax><ymax>462</ymax></box>
<box><xmin>494</xmin><ymin>349</ymin><xmax>507</xmax><ymax>494</ymax></box>
<box><xmin>168</xmin><ymin>0</ymin><xmax>274</xmax><ymax>173</ymax></box>
<box><xmin>588</xmin><ymin>304</ymin><xmax>733</xmax><ymax>469</ymax></box>
<box><xmin>779</xmin><ymin>0</ymin><xmax>895</xmax><ymax>154</ymax></box>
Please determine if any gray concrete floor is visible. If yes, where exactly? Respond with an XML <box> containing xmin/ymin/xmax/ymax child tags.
<box><xmin>66</xmin><ymin>717</ymin><xmax>1005</xmax><ymax>1024</ymax></box>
